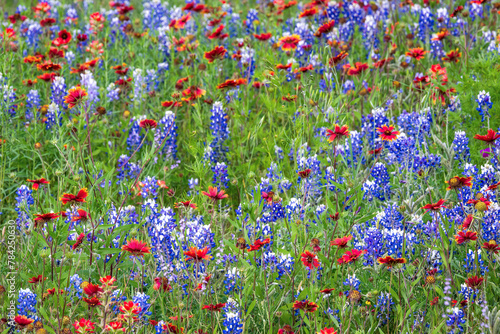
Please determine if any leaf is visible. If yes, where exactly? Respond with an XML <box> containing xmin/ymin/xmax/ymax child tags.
<box><xmin>246</xmin><ymin>300</ymin><xmax>256</xmax><ymax>317</ymax></box>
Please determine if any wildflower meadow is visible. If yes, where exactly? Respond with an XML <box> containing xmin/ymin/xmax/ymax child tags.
<box><xmin>1</xmin><ymin>0</ymin><xmax>500</xmax><ymax>333</ymax></box>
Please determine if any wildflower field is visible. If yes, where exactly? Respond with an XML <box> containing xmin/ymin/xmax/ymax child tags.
<box><xmin>2</xmin><ymin>0</ymin><xmax>500</xmax><ymax>333</ymax></box>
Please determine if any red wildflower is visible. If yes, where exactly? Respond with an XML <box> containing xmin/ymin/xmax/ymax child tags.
<box><xmin>72</xmin><ymin>233</ymin><xmax>86</xmax><ymax>250</ymax></box>
<box><xmin>467</xmin><ymin>197</ymin><xmax>491</xmax><ymax>212</ymax></box>
<box><xmin>315</xmin><ymin>20</ymin><xmax>335</xmax><ymax>37</ymax></box>
<box><xmin>40</xmin><ymin>17</ymin><xmax>56</xmax><ymax>27</ymax></box>
<box><xmin>83</xmin><ymin>297</ymin><xmax>102</xmax><ymax>307</ymax></box>
<box><xmin>278</xmin><ymin>34</ymin><xmax>301</xmax><ymax>51</ymax></box>
<box><xmin>337</xmin><ymin>249</ymin><xmax>367</xmax><ymax>264</ymax></box>
<box><xmin>181</xmin><ymin>86</ymin><xmax>206</xmax><ymax>101</ymax></box>
<box><xmin>326</xmin><ymin>124</ymin><xmax>350</xmax><ymax>142</ymax></box>
<box><xmin>204</xmin><ymin>46</ymin><xmax>227</xmax><ymax>63</ymax></box>
<box><xmin>72</xmin><ymin>209</ymin><xmax>90</xmax><ymax>222</ymax></box>
<box><xmin>105</xmin><ymin>322</ymin><xmax>124</xmax><ymax>332</ymax></box>
<box><xmin>487</xmin><ymin>181</ymin><xmax>500</xmax><ymax>191</ymax></box>
<box><xmin>442</xmin><ymin>49</ymin><xmax>461</xmax><ymax>63</ymax></box>
<box><xmin>369</xmin><ymin>148</ymin><xmax>383</xmax><ymax>155</ymax></box>
<box><xmin>139</xmin><ymin>119</ymin><xmax>158</xmax><ymax>129</ymax></box>
<box><xmin>292</xmin><ymin>300</ymin><xmax>318</xmax><ymax>313</ymax></box>
<box><xmin>376</xmin><ymin>125</ymin><xmax>400</xmax><ymax>141</ymax></box>
<box><xmin>450</xmin><ymin>5</ymin><xmax>464</xmax><ymax>17</ymax></box>
<box><xmin>8</xmin><ymin>13</ymin><xmax>27</xmax><ymax>24</ymax></box>
<box><xmin>299</xmin><ymin>7</ymin><xmax>318</xmax><ymax>18</ymax></box>
<box><xmin>278</xmin><ymin>325</ymin><xmax>295</xmax><ymax>334</ymax></box>
<box><xmin>276</xmin><ymin>63</ymin><xmax>293</xmax><ymax>70</ymax></box>
<box><xmin>83</xmin><ymin>283</ymin><xmax>103</xmax><ymax>297</ymax></box>
<box><xmin>445</xmin><ymin>176</ymin><xmax>473</xmax><ymax>190</ymax></box>
<box><xmin>298</xmin><ymin>169</ymin><xmax>312</xmax><ymax>178</ymax></box>
<box><xmin>60</xmin><ymin>188</ymin><xmax>88</xmax><ymax>205</ymax></box>
<box><xmin>121</xmin><ymin>239</ymin><xmax>151</xmax><ymax>256</ymax></box>
<box><xmin>161</xmin><ymin>100</ymin><xmax>183</xmax><ymax>108</ymax></box>
<box><xmin>64</xmin><ymin>87</ymin><xmax>88</xmax><ymax>109</ymax></box>
<box><xmin>26</xmin><ymin>177</ymin><xmax>49</xmax><ymax>190</ymax></box>
<box><xmin>329</xmin><ymin>51</ymin><xmax>349</xmax><ymax>66</ymax></box>
<box><xmin>345</xmin><ymin>62</ymin><xmax>369</xmax><ymax>76</ymax></box>
<box><xmin>37</xmin><ymin>61</ymin><xmax>62</xmax><ymax>72</ymax></box>
<box><xmin>161</xmin><ymin>323</ymin><xmax>184</xmax><ymax>334</ymax></box>
<box><xmin>217</xmin><ymin>78</ymin><xmax>247</xmax><ymax>89</ymax></box>
<box><xmin>29</xmin><ymin>275</ymin><xmax>46</xmax><ymax>284</ymax></box>
<box><xmin>184</xmin><ymin>247</ymin><xmax>211</xmax><ymax>262</ymax></box>
<box><xmin>405</xmin><ymin>47</ymin><xmax>428</xmax><ymax>61</ymax></box>
<box><xmin>464</xmin><ymin>276</ymin><xmax>484</xmax><ymax>290</ymax></box>
<box><xmin>430</xmin><ymin>296</ymin><xmax>439</xmax><ymax>306</ymax></box>
<box><xmin>377</xmin><ymin>256</ymin><xmax>407</xmax><ymax>268</ymax></box>
<box><xmin>373</xmin><ymin>57</ymin><xmax>394</xmax><ymax>68</ymax></box>
<box><xmin>99</xmin><ymin>276</ymin><xmax>117</xmax><ymax>287</ymax></box>
<box><xmin>254</xmin><ymin>32</ymin><xmax>272</xmax><ymax>41</ymax></box>
<box><xmin>37</xmin><ymin>72</ymin><xmax>59</xmax><ymax>82</ymax></box>
<box><xmin>207</xmin><ymin>25</ymin><xmax>228</xmax><ymax>40</ymax></box>
<box><xmin>482</xmin><ymin>240</ymin><xmax>500</xmax><ymax>254</ymax></box>
<box><xmin>247</xmin><ymin>238</ymin><xmax>271</xmax><ymax>252</ymax></box>
<box><xmin>461</xmin><ymin>214</ymin><xmax>474</xmax><ymax>229</ymax></box>
<box><xmin>455</xmin><ymin>231</ymin><xmax>478</xmax><ymax>245</ymax></box>
<box><xmin>318</xmin><ymin>329</ymin><xmax>337</xmax><ymax>334</ymax></box>
<box><xmin>202</xmin><ymin>186</ymin><xmax>228</xmax><ymax>201</ymax></box>
<box><xmin>320</xmin><ymin>288</ymin><xmax>335</xmax><ymax>294</ymax></box>
<box><xmin>14</xmin><ymin>316</ymin><xmax>34</xmax><ymax>328</ymax></box>
<box><xmin>301</xmin><ymin>251</ymin><xmax>320</xmax><ymax>270</ymax></box>
<box><xmin>474</xmin><ymin>129</ymin><xmax>500</xmax><ymax>144</ymax></box>
<box><xmin>34</xmin><ymin>213</ymin><xmax>59</xmax><ymax>228</ymax></box>
<box><xmin>422</xmin><ymin>199</ymin><xmax>446</xmax><ymax>212</ymax></box>
<box><xmin>202</xmin><ymin>303</ymin><xmax>225</xmax><ymax>312</ymax></box>
<box><xmin>175</xmin><ymin>200</ymin><xmax>197</xmax><ymax>209</ymax></box>
<box><xmin>57</xmin><ymin>29</ymin><xmax>72</xmax><ymax>44</ymax></box>
<box><xmin>153</xmin><ymin>277</ymin><xmax>172</xmax><ymax>292</ymax></box>
<box><xmin>330</xmin><ymin>235</ymin><xmax>352</xmax><ymax>248</ymax></box>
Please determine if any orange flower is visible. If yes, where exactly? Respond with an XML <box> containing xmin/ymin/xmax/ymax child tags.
<box><xmin>337</xmin><ymin>249</ymin><xmax>366</xmax><ymax>264</ymax></box>
<box><xmin>138</xmin><ymin>119</ymin><xmax>158</xmax><ymax>129</ymax></box>
<box><xmin>217</xmin><ymin>78</ymin><xmax>247</xmax><ymax>89</ymax></box>
<box><xmin>314</xmin><ymin>20</ymin><xmax>335</xmax><ymax>37</ymax></box>
<box><xmin>27</xmin><ymin>177</ymin><xmax>50</xmax><ymax>190</ymax></box>
<box><xmin>253</xmin><ymin>32</ymin><xmax>272</xmax><ymax>41</ymax></box>
<box><xmin>299</xmin><ymin>7</ymin><xmax>318</xmax><ymax>18</ymax></box>
<box><xmin>455</xmin><ymin>230</ymin><xmax>477</xmax><ymax>245</ymax></box>
<box><xmin>442</xmin><ymin>49</ymin><xmax>461</xmax><ymax>63</ymax></box>
<box><xmin>207</xmin><ymin>24</ymin><xmax>228</xmax><ymax>40</ymax></box>
<box><xmin>34</xmin><ymin>213</ymin><xmax>60</xmax><ymax>228</ymax></box>
<box><xmin>422</xmin><ymin>199</ymin><xmax>446</xmax><ymax>212</ymax></box>
<box><xmin>202</xmin><ymin>186</ymin><xmax>228</xmax><ymax>201</ymax></box>
<box><xmin>445</xmin><ymin>176</ymin><xmax>473</xmax><ymax>190</ymax></box>
<box><xmin>326</xmin><ymin>125</ymin><xmax>350</xmax><ymax>142</ymax></box>
<box><xmin>64</xmin><ymin>87</ymin><xmax>88</xmax><ymax>109</ymax></box>
<box><xmin>345</xmin><ymin>62</ymin><xmax>369</xmax><ymax>76</ymax></box>
<box><xmin>181</xmin><ymin>86</ymin><xmax>206</xmax><ymax>101</ymax></box>
<box><xmin>184</xmin><ymin>246</ymin><xmax>211</xmax><ymax>262</ymax></box>
<box><xmin>247</xmin><ymin>238</ymin><xmax>271</xmax><ymax>252</ymax></box>
<box><xmin>60</xmin><ymin>188</ymin><xmax>88</xmax><ymax>205</ymax></box>
<box><xmin>376</xmin><ymin>125</ymin><xmax>400</xmax><ymax>141</ymax></box>
<box><xmin>330</xmin><ymin>235</ymin><xmax>352</xmax><ymax>248</ymax></box>
<box><xmin>329</xmin><ymin>51</ymin><xmax>349</xmax><ymax>66</ymax></box>
<box><xmin>204</xmin><ymin>46</ymin><xmax>227</xmax><ymax>63</ymax></box>
<box><xmin>121</xmin><ymin>239</ymin><xmax>151</xmax><ymax>256</ymax></box>
<box><xmin>278</xmin><ymin>34</ymin><xmax>301</xmax><ymax>51</ymax></box>
<box><xmin>14</xmin><ymin>316</ymin><xmax>34</xmax><ymax>328</ymax></box>
<box><xmin>405</xmin><ymin>47</ymin><xmax>428</xmax><ymax>61</ymax></box>
<box><xmin>377</xmin><ymin>256</ymin><xmax>407</xmax><ymax>268</ymax></box>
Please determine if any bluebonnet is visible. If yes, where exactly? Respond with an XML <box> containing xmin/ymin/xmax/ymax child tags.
<box><xmin>208</xmin><ymin>102</ymin><xmax>230</xmax><ymax>164</ymax></box>
<box><xmin>45</xmin><ymin>103</ymin><xmax>59</xmax><ymax>129</ymax></box>
<box><xmin>81</xmin><ymin>70</ymin><xmax>100</xmax><ymax>111</ymax></box>
<box><xmin>245</xmin><ymin>9</ymin><xmax>258</xmax><ymax>33</ymax></box>
<box><xmin>15</xmin><ymin>185</ymin><xmax>34</xmax><ymax>230</ymax></box>
<box><xmin>446</xmin><ymin>307</ymin><xmax>466</xmax><ymax>333</ymax></box>
<box><xmin>17</xmin><ymin>288</ymin><xmax>38</xmax><ymax>321</ymax></box>
<box><xmin>222</xmin><ymin>299</ymin><xmax>244</xmax><ymax>334</ymax></box>
<box><xmin>51</xmin><ymin>76</ymin><xmax>67</xmax><ymax>110</ymax></box>
<box><xmin>376</xmin><ymin>292</ymin><xmax>394</xmax><ymax>325</ymax></box>
<box><xmin>476</xmin><ymin>91</ymin><xmax>493</xmax><ymax>122</ymax></box>
<box><xmin>107</xmin><ymin>83</ymin><xmax>120</xmax><ymax>102</ymax></box>
<box><xmin>126</xmin><ymin>117</ymin><xmax>144</xmax><ymax>152</ymax></box>
<box><xmin>132</xmin><ymin>68</ymin><xmax>145</xmax><ymax>103</ymax></box>
<box><xmin>68</xmin><ymin>274</ymin><xmax>84</xmax><ymax>299</ymax></box>
<box><xmin>155</xmin><ymin>110</ymin><xmax>178</xmax><ymax>160</ymax></box>
<box><xmin>213</xmin><ymin>162</ymin><xmax>230</xmax><ymax>188</ymax></box>
<box><xmin>132</xmin><ymin>292</ymin><xmax>153</xmax><ymax>322</ymax></box>
<box><xmin>224</xmin><ymin>267</ymin><xmax>241</xmax><ymax>294</ymax></box>
<box><xmin>26</xmin><ymin>89</ymin><xmax>40</xmax><ymax>121</ymax></box>
<box><xmin>418</xmin><ymin>7</ymin><xmax>434</xmax><ymax>43</ymax></box>
<box><xmin>453</xmin><ymin>131</ymin><xmax>470</xmax><ymax>166</ymax></box>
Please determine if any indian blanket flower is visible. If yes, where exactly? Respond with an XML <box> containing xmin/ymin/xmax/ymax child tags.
<box><xmin>298</xmin><ymin>169</ymin><xmax>312</xmax><ymax>178</ymax></box>
<box><xmin>314</xmin><ymin>20</ymin><xmax>335</xmax><ymax>37</ymax></box>
<box><xmin>73</xmin><ymin>318</ymin><xmax>96</xmax><ymax>333</ymax></box>
<box><xmin>202</xmin><ymin>186</ymin><xmax>228</xmax><ymax>201</ymax></box>
<box><xmin>337</xmin><ymin>249</ymin><xmax>367</xmax><ymax>264</ymax></box>
<box><xmin>72</xmin><ymin>233</ymin><xmax>86</xmax><ymax>250</ymax></box>
<box><xmin>445</xmin><ymin>176</ymin><xmax>473</xmax><ymax>190</ymax></box>
<box><xmin>72</xmin><ymin>209</ymin><xmax>90</xmax><ymax>222</ymax></box>
<box><xmin>330</xmin><ymin>235</ymin><xmax>352</xmax><ymax>248</ymax></box>
<box><xmin>121</xmin><ymin>239</ymin><xmax>151</xmax><ymax>256</ymax></box>
<box><xmin>442</xmin><ymin>49</ymin><xmax>461</xmax><ymax>63</ymax></box>
<box><xmin>184</xmin><ymin>247</ymin><xmax>211</xmax><ymax>262</ymax></box>
<box><xmin>455</xmin><ymin>231</ymin><xmax>478</xmax><ymax>245</ymax></box>
<box><xmin>482</xmin><ymin>240</ymin><xmax>500</xmax><ymax>254</ymax></box>
<box><xmin>422</xmin><ymin>199</ymin><xmax>446</xmax><ymax>212</ymax></box>
<box><xmin>293</xmin><ymin>300</ymin><xmax>318</xmax><ymax>313</ymax></box>
<box><xmin>83</xmin><ymin>297</ymin><xmax>102</xmax><ymax>307</ymax></box>
<box><xmin>467</xmin><ymin>197</ymin><xmax>491</xmax><ymax>212</ymax></box>
<box><xmin>64</xmin><ymin>87</ymin><xmax>88</xmax><ymax>109</ymax></box>
<box><xmin>376</xmin><ymin>125</ymin><xmax>400</xmax><ymax>141</ymax></box>
<box><xmin>405</xmin><ymin>47</ymin><xmax>428</xmax><ymax>61</ymax></box>
<box><xmin>278</xmin><ymin>34</ymin><xmax>301</xmax><ymax>51</ymax></box>
<box><xmin>377</xmin><ymin>256</ymin><xmax>407</xmax><ymax>268</ymax></box>
<box><xmin>464</xmin><ymin>276</ymin><xmax>484</xmax><ymax>290</ymax></box>
<box><xmin>247</xmin><ymin>238</ymin><xmax>270</xmax><ymax>252</ymax></box>
<box><xmin>326</xmin><ymin>125</ymin><xmax>350</xmax><ymax>142</ymax></box>
<box><xmin>83</xmin><ymin>283</ymin><xmax>103</xmax><ymax>298</ymax></box>
<box><xmin>28</xmin><ymin>275</ymin><xmax>46</xmax><ymax>284</ymax></box>
<box><xmin>175</xmin><ymin>200</ymin><xmax>197</xmax><ymax>209</ymax></box>
<box><xmin>60</xmin><ymin>188</ymin><xmax>88</xmax><ymax>205</ymax></box>
<box><xmin>301</xmin><ymin>251</ymin><xmax>320</xmax><ymax>270</ymax></box>
<box><xmin>14</xmin><ymin>316</ymin><xmax>34</xmax><ymax>328</ymax></box>
<box><xmin>474</xmin><ymin>129</ymin><xmax>500</xmax><ymax>144</ymax></box>
<box><xmin>138</xmin><ymin>119</ymin><xmax>158</xmax><ymax>129</ymax></box>
<box><xmin>202</xmin><ymin>303</ymin><xmax>226</xmax><ymax>312</ymax></box>
<box><xmin>33</xmin><ymin>212</ymin><xmax>59</xmax><ymax>228</ymax></box>
<box><xmin>204</xmin><ymin>46</ymin><xmax>227</xmax><ymax>63</ymax></box>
